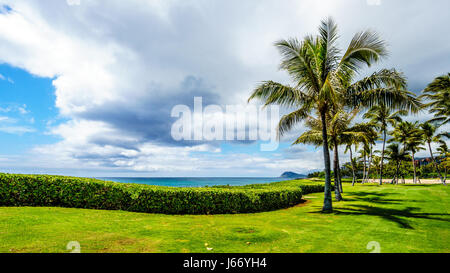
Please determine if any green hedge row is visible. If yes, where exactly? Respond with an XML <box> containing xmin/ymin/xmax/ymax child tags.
<box><xmin>0</xmin><ymin>173</ymin><xmax>325</xmax><ymax>214</ymax></box>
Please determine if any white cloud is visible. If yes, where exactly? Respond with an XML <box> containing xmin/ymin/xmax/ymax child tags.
<box><xmin>0</xmin><ymin>113</ymin><xmax>35</xmax><ymax>135</ymax></box>
<box><xmin>0</xmin><ymin>73</ymin><xmax>13</xmax><ymax>83</ymax></box>
<box><xmin>17</xmin><ymin>104</ymin><xmax>29</xmax><ymax>114</ymax></box>
<box><xmin>0</xmin><ymin>125</ymin><xmax>35</xmax><ymax>134</ymax></box>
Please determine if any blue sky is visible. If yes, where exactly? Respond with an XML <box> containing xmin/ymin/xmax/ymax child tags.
<box><xmin>0</xmin><ymin>64</ymin><xmax>62</xmax><ymax>153</ymax></box>
<box><xmin>0</xmin><ymin>0</ymin><xmax>448</xmax><ymax>177</ymax></box>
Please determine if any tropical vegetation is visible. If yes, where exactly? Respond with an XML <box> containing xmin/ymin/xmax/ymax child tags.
<box><xmin>1</xmin><ymin>181</ymin><xmax>448</xmax><ymax>253</ymax></box>
<box><xmin>248</xmin><ymin>17</ymin><xmax>421</xmax><ymax>212</ymax></box>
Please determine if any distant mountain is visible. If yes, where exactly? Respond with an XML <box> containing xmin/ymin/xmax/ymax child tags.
<box><xmin>280</xmin><ymin>172</ymin><xmax>307</xmax><ymax>179</ymax></box>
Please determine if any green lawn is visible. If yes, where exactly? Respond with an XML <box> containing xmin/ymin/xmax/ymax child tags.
<box><xmin>0</xmin><ymin>181</ymin><xmax>449</xmax><ymax>253</ymax></box>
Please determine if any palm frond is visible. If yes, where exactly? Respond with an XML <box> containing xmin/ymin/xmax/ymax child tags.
<box><xmin>339</xmin><ymin>30</ymin><xmax>388</xmax><ymax>77</ymax></box>
<box><xmin>319</xmin><ymin>17</ymin><xmax>340</xmax><ymax>81</ymax></box>
<box><xmin>347</xmin><ymin>87</ymin><xmax>422</xmax><ymax>113</ymax></box>
<box><xmin>275</xmin><ymin>39</ymin><xmax>321</xmax><ymax>93</ymax></box>
<box><xmin>248</xmin><ymin>81</ymin><xmax>302</xmax><ymax>107</ymax></box>
<box><xmin>349</xmin><ymin>69</ymin><xmax>407</xmax><ymax>91</ymax></box>
<box><xmin>277</xmin><ymin>106</ymin><xmax>312</xmax><ymax>137</ymax></box>
<box><xmin>293</xmin><ymin>131</ymin><xmax>323</xmax><ymax>146</ymax></box>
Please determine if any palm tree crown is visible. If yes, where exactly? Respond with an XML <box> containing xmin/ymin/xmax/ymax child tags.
<box><xmin>391</xmin><ymin>121</ymin><xmax>424</xmax><ymax>183</ymax></box>
<box><xmin>421</xmin><ymin>73</ymin><xmax>450</xmax><ymax>126</ymax></box>
<box><xmin>385</xmin><ymin>143</ymin><xmax>409</xmax><ymax>184</ymax></box>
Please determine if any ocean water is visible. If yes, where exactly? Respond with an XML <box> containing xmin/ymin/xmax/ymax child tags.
<box><xmin>96</xmin><ymin>177</ymin><xmax>291</xmax><ymax>188</ymax></box>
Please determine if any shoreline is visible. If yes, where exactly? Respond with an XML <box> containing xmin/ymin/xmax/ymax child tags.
<box><xmin>362</xmin><ymin>179</ymin><xmax>445</xmax><ymax>185</ymax></box>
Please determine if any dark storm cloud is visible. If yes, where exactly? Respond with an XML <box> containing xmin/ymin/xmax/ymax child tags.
<box><xmin>78</xmin><ymin>76</ymin><xmax>221</xmax><ymax>147</ymax></box>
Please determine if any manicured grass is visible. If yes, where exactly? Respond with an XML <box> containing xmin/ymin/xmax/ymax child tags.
<box><xmin>0</xmin><ymin>181</ymin><xmax>449</xmax><ymax>253</ymax></box>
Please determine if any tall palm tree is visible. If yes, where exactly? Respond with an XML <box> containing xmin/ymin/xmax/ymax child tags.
<box><xmin>363</xmin><ymin>104</ymin><xmax>407</xmax><ymax>185</ymax></box>
<box><xmin>385</xmin><ymin>143</ymin><xmax>409</xmax><ymax>184</ymax></box>
<box><xmin>421</xmin><ymin>73</ymin><xmax>450</xmax><ymax>126</ymax></box>
<box><xmin>420</xmin><ymin>122</ymin><xmax>446</xmax><ymax>185</ymax></box>
<box><xmin>248</xmin><ymin>17</ymin><xmax>420</xmax><ymax>212</ymax></box>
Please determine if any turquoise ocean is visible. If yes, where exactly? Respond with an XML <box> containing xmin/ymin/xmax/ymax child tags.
<box><xmin>96</xmin><ymin>177</ymin><xmax>291</xmax><ymax>187</ymax></box>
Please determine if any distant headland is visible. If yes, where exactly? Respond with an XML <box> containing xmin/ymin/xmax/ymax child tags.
<box><xmin>280</xmin><ymin>172</ymin><xmax>307</xmax><ymax>179</ymax></box>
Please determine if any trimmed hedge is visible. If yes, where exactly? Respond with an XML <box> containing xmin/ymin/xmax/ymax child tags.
<box><xmin>0</xmin><ymin>173</ymin><xmax>325</xmax><ymax>214</ymax></box>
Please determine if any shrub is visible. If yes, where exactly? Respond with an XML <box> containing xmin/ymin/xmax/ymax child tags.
<box><xmin>0</xmin><ymin>174</ymin><xmax>325</xmax><ymax>214</ymax></box>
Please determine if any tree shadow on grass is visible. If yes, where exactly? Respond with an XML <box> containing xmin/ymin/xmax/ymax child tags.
<box><xmin>343</xmin><ymin>191</ymin><xmax>409</xmax><ymax>205</ymax></box>
<box><xmin>307</xmin><ymin>187</ymin><xmax>448</xmax><ymax>228</ymax></box>
<box><xmin>331</xmin><ymin>205</ymin><xmax>450</xmax><ymax>229</ymax></box>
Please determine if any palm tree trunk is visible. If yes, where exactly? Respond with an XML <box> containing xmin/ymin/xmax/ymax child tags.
<box><xmin>402</xmin><ymin>168</ymin><xmax>406</xmax><ymax>184</ymax></box>
<box><xmin>427</xmin><ymin>141</ymin><xmax>446</xmax><ymax>185</ymax></box>
<box><xmin>379</xmin><ymin>130</ymin><xmax>386</xmax><ymax>185</ymax></box>
<box><xmin>362</xmin><ymin>153</ymin><xmax>367</xmax><ymax>184</ymax></box>
<box><xmin>412</xmin><ymin>152</ymin><xmax>417</xmax><ymax>183</ymax></box>
<box><xmin>366</xmin><ymin>145</ymin><xmax>373</xmax><ymax>183</ymax></box>
<box><xmin>444</xmin><ymin>164</ymin><xmax>447</xmax><ymax>183</ymax></box>
<box><xmin>350</xmin><ymin>146</ymin><xmax>356</xmax><ymax>187</ymax></box>
<box><xmin>444</xmin><ymin>167</ymin><xmax>447</xmax><ymax>184</ymax></box>
<box><xmin>320</xmin><ymin>111</ymin><xmax>333</xmax><ymax>212</ymax></box>
<box><xmin>337</xmin><ymin>152</ymin><xmax>344</xmax><ymax>193</ymax></box>
<box><xmin>395</xmin><ymin>161</ymin><xmax>400</xmax><ymax>185</ymax></box>
<box><xmin>401</xmin><ymin>161</ymin><xmax>406</xmax><ymax>184</ymax></box>
<box><xmin>333</xmin><ymin>141</ymin><xmax>343</xmax><ymax>201</ymax></box>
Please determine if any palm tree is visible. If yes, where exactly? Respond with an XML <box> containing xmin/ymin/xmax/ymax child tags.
<box><xmin>385</xmin><ymin>143</ymin><xmax>409</xmax><ymax>184</ymax></box>
<box><xmin>363</xmin><ymin>104</ymin><xmax>407</xmax><ymax>185</ymax></box>
<box><xmin>391</xmin><ymin>121</ymin><xmax>424</xmax><ymax>183</ymax></box>
<box><xmin>344</xmin><ymin>142</ymin><xmax>358</xmax><ymax>186</ymax></box>
<box><xmin>359</xmin><ymin>146</ymin><xmax>368</xmax><ymax>183</ymax></box>
<box><xmin>365</xmin><ymin>147</ymin><xmax>380</xmax><ymax>183</ymax></box>
<box><xmin>390</xmin><ymin>121</ymin><xmax>412</xmax><ymax>149</ymax></box>
<box><xmin>248</xmin><ymin>17</ymin><xmax>420</xmax><ymax>212</ymax></box>
<box><xmin>421</xmin><ymin>73</ymin><xmax>450</xmax><ymax>126</ymax></box>
<box><xmin>420</xmin><ymin>122</ymin><xmax>446</xmax><ymax>185</ymax></box>
<box><xmin>360</xmin><ymin>128</ymin><xmax>379</xmax><ymax>183</ymax></box>
<box><xmin>344</xmin><ymin>133</ymin><xmax>363</xmax><ymax>186</ymax></box>
<box><xmin>437</xmin><ymin>141</ymin><xmax>448</xmax><ymax>183</ymax></box>
<box><xmin>405</xmin><ymin>135</ymin><xmax>425</xmax><ymax>184</ymax></box>
<box><xmin>341</xmin><ymin>123</ymin><xmax>376</xmax><ymax>186</ymax></box>
<box><xmin>293</xmin><ymin>114</ymin><xmax>342</xmax><ymax>201</ymax></box>
<box><xmin>371</xmin><ymin>155</ymin><xmax>382</xmax><ymax>180</ymax></box>
<box><xmin>294</xmin><ymin>109</ymin><xmax>368</xmax><ymax>200</ymax></box>
<box><xmin>342</xmin><ymin>122</ymin><xmax>377</xmax><ymax>186</ymax></box>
